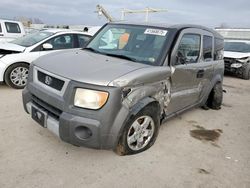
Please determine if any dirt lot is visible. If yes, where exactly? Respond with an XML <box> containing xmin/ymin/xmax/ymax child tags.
<box><xmin>0</xmin><ymin>76</ymin><xmax>249</xmax><ymax>188</ymax></box>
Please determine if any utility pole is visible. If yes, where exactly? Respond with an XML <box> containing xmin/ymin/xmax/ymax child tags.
<box><xmin>95</xmin><ymin>4</ymin><xmax>114</xmax><ymax>22</ymax></box>
<box><xmin>121</xmin><ymin>7</ymin><xmax>167</xmax><ymax>22</ymax></box>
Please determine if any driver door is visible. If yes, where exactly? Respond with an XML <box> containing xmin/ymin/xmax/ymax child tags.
<box><xmin>31</xmin><ymin>34</ymin><xmax>77</xmax><ymax>58</ymax></box>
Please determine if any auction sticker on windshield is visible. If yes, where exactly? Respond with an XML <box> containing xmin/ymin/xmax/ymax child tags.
<box><xmin>144</xmin><ymin>28</ymin><xmax>168</xmax><ymax>36</ymax></box>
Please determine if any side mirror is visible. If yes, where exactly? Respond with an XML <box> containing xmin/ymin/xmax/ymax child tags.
<box><xmin>42</xmin><ymin>43</ymin><xmax>53</xmax><ymax>50</ymax></box>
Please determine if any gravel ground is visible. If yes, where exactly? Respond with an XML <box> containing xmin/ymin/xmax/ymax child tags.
<box><xmin>0</xmin><ymin>76</ymin><xmax>249</xmax><ymax>188</ymax></box>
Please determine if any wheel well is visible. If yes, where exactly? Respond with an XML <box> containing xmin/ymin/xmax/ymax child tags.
<box><xmin>145</xmin><ymin>101</ymin><xmax>161</xmax><ymax>114</ymax></box>
<box><xmin>206</xmin><ymin>81</ymin><xmax>221</xmax><ymax>106</ymax></box>
<box><xmin>130</xmin><ymin>99</ymin><xmax>161</xmax><ymax>122</ymax></box>
<box><xmin>3</xmin><ymin>62</ymin><xmax>29</xmax><ymax>81</ymax></box>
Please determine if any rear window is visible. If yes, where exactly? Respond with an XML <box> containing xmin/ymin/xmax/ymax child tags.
<box><xmin>203</xmin><ymin>35</ymin><xmax>213</xmax><ymax>61</ymax></box>
<box><xmin>5</xmin><ymin>22</ymin><xmax>21</xmax><ymax>33</ymax></box>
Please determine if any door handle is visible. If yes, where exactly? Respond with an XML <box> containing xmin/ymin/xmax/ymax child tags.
<box><xmin>197</xmin><ymin>69</ymin><xmax>205</xmax><ymax>78</ymax></box>
<box><xmin>0</xmin><ymin>34</ymin><xmax>4</xmax><ymax>36</ymax></box>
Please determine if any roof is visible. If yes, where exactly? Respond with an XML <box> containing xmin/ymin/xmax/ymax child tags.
<box><xmin>109</xmin><ymin>22</ymin><xmax>223</xmax><ymax>38</ymax></box>
<box><xmin>40</xmin><ymin>29</ymin><xmax>93</xmax><ymax>36</ymax></box>
<box><xmin>0</xmin><ymin>19</ymin><xmax>22</xmax><ymax>24</ymax></box>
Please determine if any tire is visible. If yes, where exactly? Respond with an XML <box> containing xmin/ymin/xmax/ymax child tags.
<box><xmin>242</xmin><ymin>64</ymin><xmax>250</xmax><ymax>80</ymax></box>
<box><xmin>4</xmin><ymin>63</ymin><xmax>29</xmax><ymax>89</ymax></box>
<box><xmin>115</xmin><ymin>105</ymin><xmax>160</xmax><ymax>156</ymax></box>
<box><xmin>207</xmin><ymin>82</ymin><xmax>223</xmax><ymax>110</ymax></box>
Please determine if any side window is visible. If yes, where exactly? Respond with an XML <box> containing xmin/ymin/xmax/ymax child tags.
<box><xmin>203</xmin><ymin>35</ymin><xmax>213</xmax><ymax>61</ymax></box>
<box><xmin>77</xmin><ymin>34</ymin><xmax>91</xmax><ymax>48</ymax></box>
<box><xmin>46</xmin><ymin>34</ymin><xmax>74</xmax><ymax>50</ymax></box>
<box><xmin>214</xmin><ymin>38</ymin><xmax>224</xmax><ymax>60</ymax></box>
<box><xmin>5</xmin><ymin>22</ymin><xmax>21</xmax><ymax>33</ymax></box>
<box><xmin>177</xmin><ymin>34</ymin><xmax>201</xmax><ymax>65</ymax></box>
<box><xmin>0</xmin><ymin>23</ymin><xmax>2</xmax><ymax>33</ymax></box>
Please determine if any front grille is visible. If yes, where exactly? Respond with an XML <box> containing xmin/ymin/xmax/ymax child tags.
<box><xmin>37</xmin><ymin>71</ymin><xmax>64</xmax><ymax>91</ymax></box>
<box><xmin>31</xmin><ymin>95</ymin><xmax>62</xmax><ymax>120</ymax></box>
<box><xmin>224</xmin><ymin>58</ymin><xmax>235</xmax><ymax>69</ymax></box>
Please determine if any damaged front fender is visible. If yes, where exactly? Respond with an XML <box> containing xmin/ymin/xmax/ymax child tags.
<box><xmin>109</xmin><ymin>66</ymin><xmax>172</xmax><ymax>117</ymax></box>
<box><xmin>0</xmin><ymin>49</ymin><xmax>22</xmax><ymax>56</ymax></box>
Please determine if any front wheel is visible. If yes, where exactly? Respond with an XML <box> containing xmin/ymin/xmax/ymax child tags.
<box><xmin>242</xmin><ymin>64</ymin><xmax>250</xmax><ymax>80</ymax></box>
<box><xmin>4</xmin><ymin>63</ymin><xmax>29</xmax><ymax>89</ymax></box>
<box><xmin>115</xmin><ymin>105</ymin><xmax>160</xmax><ymax>155</ymax></box>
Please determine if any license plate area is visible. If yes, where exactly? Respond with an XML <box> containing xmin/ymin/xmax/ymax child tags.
<box><xmin>31</xmin><ymin>106</ymin><xmax>47</xmax><ymax>128</ymax></box>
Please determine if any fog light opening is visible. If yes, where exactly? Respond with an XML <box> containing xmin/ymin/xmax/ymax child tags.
<box><xmin>75</xmin><ymin>126</ymin><xmax>92</xmax><ymax>140</ymax></box>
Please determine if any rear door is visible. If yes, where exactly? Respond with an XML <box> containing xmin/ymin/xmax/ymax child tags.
<box><xmin>198</xmin><ymin>30</ymin><xmax>215</xmax><ymax>101</ymax></box>
<box><xmin>167</xmin><ymin>28</ymin><xmax>203</xmax><ymax>114</ymax></box>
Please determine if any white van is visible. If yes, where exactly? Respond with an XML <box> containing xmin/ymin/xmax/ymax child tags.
<box><xmin>0</xmin><ymin>19</ymin><xmax>25</xmax><ymax>42</ymax></box>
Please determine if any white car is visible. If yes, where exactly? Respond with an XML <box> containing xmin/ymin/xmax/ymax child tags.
<box><xmin>224</xmin><ymin>40</ymin><xmax>250</xmax><ymax>79</ymax></box>
<box><xmin>0</xmin><ymin>29</ymin><xmax>92</xmax><ymax>89</ymax></box>
<box><xmin>0</xmin><ymin>19</ymin><xmax>26</xmax><ymax>42</ymax></box>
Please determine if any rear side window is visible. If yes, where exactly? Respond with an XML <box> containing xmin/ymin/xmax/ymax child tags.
<box><xmin>203</xmin><ymin>35</ymin><xmax>213</xmax><ymax>61</ymax></box>
<box><xmin>5</xmin><ymin>22</ymin><xmax>21</xmax><ymax>33</ymax></box>
<box><xmin>0</xmin><ymin>24</ymin><xmax>2</xmax><ymax>33</ymax></box>
<box><xmin>77</xmin><ymin>34</ymin><xmax>91</xmax><ymax>48</ymax></box>
<box><xmin>177</xmin><ymin>34</ymin><xmax>201</xmax><ymax>64</ymax></box>
<box><xmin>214</xmin><ymin>38</ymin><xmax>224</xmax><ymax>60</ymax></box>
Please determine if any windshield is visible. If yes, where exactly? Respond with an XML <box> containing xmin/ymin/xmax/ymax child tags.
<box><xmin>85</xmin><ymin>24</ymin><xmax>169</xmax><ymax>65</ymax></box>
<box><xmin>224</xmin><ymin>41</ymin><xmax>250</xmax><ymax>53</ymax></box>
<box><xmin>11</xmin><ymin>31</ymin><xmax>54</xmax><ymax>47</ymax></box>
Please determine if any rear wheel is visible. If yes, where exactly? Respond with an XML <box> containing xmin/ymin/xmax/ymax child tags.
<box><xmin>4</xmin><ymin>63</ymin><xmax>29</xmax><ymax>89</ymax></box>
<box><xmin>115</xmin><ymin>105</ymin><xmax>160</xmax><ymax>155</ymax></box>
<box><xmin>206</xmin><ymin>82</ymin><xmax>223</xmax><ymax>110</ymax></box>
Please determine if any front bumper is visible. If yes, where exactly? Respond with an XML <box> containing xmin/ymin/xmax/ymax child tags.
<box><xmin>0</xmin><ymin>59</ymin><xmax>7</xmax><ymax>82</ymax></box>
<box><xmin>22</xmin><ymin>68</ymin><xmax>129</xmax><ymax>149</ymax></box>
<box><xmin>24</xmin><ymin>100</ymin><xmax>102</xmax><ymax>148</ymax></box>
<box><xmin>224</xmin><ymin>58</ymin><xmax>248</xmax><ymax>75</ymax></box>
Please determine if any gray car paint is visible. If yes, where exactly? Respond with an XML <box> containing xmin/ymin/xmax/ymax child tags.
<box><xmin>34</xmin><ymin>49</ymin><xmax>149</xmax><ymax>86</ymax></box>
<box><xmin>22</xmin><ymin>23</ymin><xmax>224</xmax><ymax>150</ymax></box>
<box><xmin>167</xmin><ymin>28</ymin><xmax>218</xmax><ymax>114</ymax></box>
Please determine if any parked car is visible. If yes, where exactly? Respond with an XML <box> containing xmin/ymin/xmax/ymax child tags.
<box><xmin>0</xmin><ymin>19</ymin><xmax>25</xmax><ymax>42</ymax></box>
<box><xmin>224</xmin><ymin>40</ymin><xmax>250</xmax><ymax>79</ymax></box>
<box><xmin>23</xmin><ymin>23</ymin><xmax>224</xmax><ymax>155</ymax></box>
<box><xmin>0</xmin><ymin>29</ymin><xmax>92</xmax><ymax>88</ymax></box>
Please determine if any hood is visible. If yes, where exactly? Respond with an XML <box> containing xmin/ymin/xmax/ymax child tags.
<box><xmin>224</xmin><ymin>51</ymin><xmax>250</xmax><ymax>59</ymax></box>
<box><xmin>0</xmin><ymin>42</ymin><xmax>25</xmax><ymax>54</ymax></box>
<box><xmin>34</xmin><ymin>50</ymin><xmax>149</xmax><ymax>86</ymax></box>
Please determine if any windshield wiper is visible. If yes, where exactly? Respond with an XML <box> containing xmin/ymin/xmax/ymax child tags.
<box><xmin>83</xmin><ymin>48</ymin><xmax>137</xmax><ymax>62</ymax></box>
<box><xmin>104</xmin><ymin>53</ymin><xmax>137</xmax><ymax>62</ymax></box>
<box><xmin>83</xmin><ymin>47</ymin><xmax>102</xmax><ymax>54</ymax></box>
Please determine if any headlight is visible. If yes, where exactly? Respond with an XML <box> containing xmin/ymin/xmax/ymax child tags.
<box><xmin>237</xmin><ymin>57</ymin><xmax>249</xmax><ymax>63</ymax></box>
<box><xmin>74</xmin><ymin>88</ymin><xmax>109</xmax><ymax>109</ymax></box>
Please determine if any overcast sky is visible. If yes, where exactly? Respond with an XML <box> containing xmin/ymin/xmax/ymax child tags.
<box><xmin>1</xmin><ymin>0</ymin><xmax>249</xmax><ymax>28</ymax></box>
